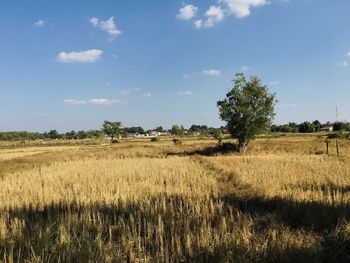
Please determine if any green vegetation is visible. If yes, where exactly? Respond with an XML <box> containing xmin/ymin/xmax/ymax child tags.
<box><xmin>217</xmin><ymin>73</ymin><xmax>276</xmax><ymax>152</ymax></box>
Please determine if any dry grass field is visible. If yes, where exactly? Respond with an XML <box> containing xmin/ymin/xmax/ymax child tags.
<box><xmin>0</xmin><ymin>137</ymin><xmax>349</xmax><ymax>262</ymax></box>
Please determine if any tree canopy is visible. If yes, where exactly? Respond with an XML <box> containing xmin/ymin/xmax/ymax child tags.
<box><xmin>102</xmin><ymin>121</ymin><xmax>123</xmax><ymax>143</ymax></box>
<box><xmin>217</xmin><ymin>73</ymin><xmax>276</xmax><ymax>152</ymax></box>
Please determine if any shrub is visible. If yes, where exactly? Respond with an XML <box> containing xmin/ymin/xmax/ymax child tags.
<box><xmin>150</xmin><ymin>137</ymin><xmax>160</xmax><ymax>142</ymax></box>
<box><xmin>327</xmin><ymin>133</ymin><xmax>339</xmax><ymax>140</ymax></box>
<box><xmin>111</xmin><ymin>139</ymin><xmax>119</xmax><ymax>144</ymax></box>
<box><xmin>172</xmin><ymin>138</ymin><xmax>182</xmax><ymax>145</ymax></box>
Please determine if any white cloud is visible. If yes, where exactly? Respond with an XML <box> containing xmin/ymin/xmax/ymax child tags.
<box><xmin>141</xmin><ymin>93</ymin><xmax>153</xmax><ymax>98</ymax></box>
<box><xmin>88</xmin><ymin>98</ymin><xmax>126</xmax><ymax>105</ymax></box>
<box><xmin>64</xmin><ymin>99</ymin><xmax>87</xmax><ymax>105</ymax></box>
<box><xmin>194</xmin><ymin>20</ymin><xmax>203</xmax><ymax>29</ymax></box>
<box><xmin>120</xmin><ymin>90</ymin><xmax>131</xmax><ymax>96</ymax></box>
<box><xmin>89</xmin><ymin>17</ymin><xmax>122</xmax><ymax>40</ymax></box>
<box><xmin>64</xmin><ymin>98</ymin><xmax>126</xmax><ymax>105</ymax></box>
<box><xmin>120</xmin><ymin>88</ymin><xmax>140</xmax><ymax>96</ymax></box>
<box><xmin>220</xmin><ymin>0</ymin><xmax>268</xmax><ymax>18</ymax></box>
<box><xmin>240</xmin><ymin>65</ymin><xmax>250</xmax><ymax>71</ymax></box>
<box><xmin>202</xmin><ymin>69</ymin><xmax>221</xmax><ymax>76</ymax></box>
<box><xmin>57</xmin><ymin>49</ymin><xmax>103</xmax><ymax>63</ymax></box>
<box><xmin>178</xmin><ymin>90</ymin><xmax>193</xmax><ymax>96</ymax></box>
<box><xmin>204</xmin><ymin>6</ymin><xmax>225</xmax><ymax>27</ymax></box>
<box><xmin>279</xmin><ymin>103</ymin><xmax>298</xmax><ymax>108</ymax></box>
<box><xmin>89</xmin><ymin>17</ymin><xmax>99</xmax><ymax>27</ymax></box>
<box><xmin>176</xmin><ymin>4</ymin><xmax>198</xmax><ymax>20</ymax></box>
<box><xmin>269</xmin><ymin>81</ymin><xmax>279</xmax><ymax>86</ymax></box>
<box><xmin>347</xmin><ymin>52</ymin><xmax>350</xmax><ymax>57</ymax></box>
<box><xmin>338</xmin><ymin>61</ymin><xmax>348</xmax><ymax>67</ymax></box>
<box><xmin>34</xmin><ymin>20</ymin><xmax>45</xmax><ymax>27</ymax></box>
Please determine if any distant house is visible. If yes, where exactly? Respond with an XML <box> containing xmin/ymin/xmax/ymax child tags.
<box><xmin>147</xmin><ymin>131</ymin><xmax>161</xmax><ymax>137</ymax></box>
<box><xmin>320</xmin><ymin>125</ymin><xmax>333</xmax><ymax>132</ymax></box>
<box><xmin>192</xmin><ymin>132</ymin><xmax>200</xmax><ymax>137</ymax></box>
<box><xmin>127</xmin><ymin>133</ymin><xmax>144</xmax><ymax>138</ymax></box>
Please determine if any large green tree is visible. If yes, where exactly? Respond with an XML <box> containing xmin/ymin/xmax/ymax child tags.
<box><xmin>217</xmin><ymin>73</ymin><xmax>276</xmax><ymax>153</ymax></box>
<box><xmin>102</xmin><ymin>121</ymin><xmax>123</xmax><ymax>143</ymax></box>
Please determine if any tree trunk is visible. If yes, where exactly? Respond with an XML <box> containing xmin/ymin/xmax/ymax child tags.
<box><xmin>110</xmin><ymin>135</ymin><xmax>114</xmax><ymax>144</ymax></box>
<box><xmin>238</xmin><ymin>140</ymin><xmax>249</xmax><ymax>154</ymax></box>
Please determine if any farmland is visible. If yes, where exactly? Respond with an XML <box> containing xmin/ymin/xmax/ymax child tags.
<box><xmin>0</xmin><ymin>136</ymin><xmax>350</xmax><ymax>262</ymax></box>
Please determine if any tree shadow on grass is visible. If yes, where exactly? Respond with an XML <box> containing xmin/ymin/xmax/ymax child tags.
<box><xmin>167</xmin><ymin>142</ymin><xmax>240</xmax><ymax>157</ymax></box>
<box><xmin>0</xmin><ymin>194</ymin><xmax>337</xmax><ymax>263</ymax></box>
<box><xmin>220</xmin><ymin>191</ymin><xmax>350</xmax><ymax>263</ymax></box>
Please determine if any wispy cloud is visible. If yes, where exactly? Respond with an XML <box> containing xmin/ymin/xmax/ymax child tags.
<box><xmin>63</xmin><ymin>99</ymin><xmax>87</xmax><ymax>105</ymax></box>
<box><xmin>194</xmin><ymin>20</ymin><xmax>203</xmax><ymax>29</ymax></box>
<box><xmin>120</xmin><ymin>88</ymin><xmax>140</xmax><ymax>96</ymax></box>
<box><xmin>202</xmin><ymin>69</ymin><xmax>221</xmax><ymax>76</ymax></box>
<box><xmin>337</xmin><ymin>52</ymin><xmax>350</xmax><ymax>67</ymax></box>
<box><xmin>178</xmin><ymin>90</ymin><xmax>193</xmax><ymax>96</ymax></box>
<box><xmin>141</xmin><ymin>93</ymin><xmax>153</xmax><ymax>98</ymax></box>
<box><xmin>57</xmin><ymin>49</ymin><xmax>103</xmax><ymax>63</ymax></box>
<box><xmin>240</xmin><ymin>65</ymin><xmax>250</xmax><ymax>71</ymax></box>
<box><xmin>64</xmin><ymin>98</ymin><xmax>126</xmax><ymax>105</ymax></box>
<box><xmin>269</xmin><ymin>81</ymin><xmax>279</xmax><ymax>86</ymax></box>
<box><xmin>34</xmin><ymin>20</ymin><xmax>45</xmax><ymax>27</ymax></box>
<box><xmin>338</xmin><ymin>61</ymin><xmax>348</xmax><ymax>67</ymax></box>
<box><xmin>89</xmin><ymin>17</ymin><xmax>122</xmax><ymax>40</ymax></box>
<box><xmin>279</xmin><ymin>103</ymin><xmax>298</xmax><ymax>108</ymax></box>
<box><xmin>88</xmin><ymin>98</ymin><xmax>123</xmax><ymax>105</ymax></box>
<box><xmin>176</xmin><ymin>4</ymin><xmax>198</xmax><ymax>20</ymax></box>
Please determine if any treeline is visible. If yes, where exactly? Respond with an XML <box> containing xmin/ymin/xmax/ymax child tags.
<box><xmin>0</xmin><ymin>130</ymin><xmax>104</xmax><ymax>141</ymax></box>
<box><xmin>0</xmin><ymin>124</ymin><xmax>227</xmax><ymax>141</ymax></box>
<box><xmin>271</xmin><ymin>121</ymin><xmax>350</xmax><ymax>133</ymax></box>
<box><xmin>1</xmin><ymin>121</ymin><xmax>348</xmax><ymax>142</ymax></box>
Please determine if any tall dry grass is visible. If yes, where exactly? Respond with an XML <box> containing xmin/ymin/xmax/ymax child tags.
<box><xmin>0</xmin><ymin>137</ymin><xmax>349</xmax><ymax>262</ymax></box>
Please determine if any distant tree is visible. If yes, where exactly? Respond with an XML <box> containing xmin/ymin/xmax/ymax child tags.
<box><xmin>155</xmin><ymin>126</ymin><xmax>164</xmax><ymax>132</ymax></box>
<box><xmin>85</xmin><ymin>130</ymin><xmax>103</xmax><ymax>139</ymax></box>
<box><xmin>211</xmin><ymin>128</ymin><xmax>223</xmax><ymax>144</ymax></box>
<box><xmin>76</xmin><ymin>130</ymin><xmax>87</xmax><ymax>140</ymax></box>
<box><xmin>217</xmin><ymin>73</ymin><xmax>276</xmax><ymax>153</ymax></box>
<box><xmin>102</xmin><ymin>121</ymin><xmax>123</xmax><ymax>143</ymax></box>
<box><xmin>189</xmin><ymin>125</ymin><xmax>208</xmax><ymax>132</ymax></box>
<box><xmin>171</xmin><ymin>125</ymin><xmax>183</xmax><ymax>136</ymax></box>
<box><xmin>313</xmin><ymin>120</ymin><xmax>321</xmax><ymax>132</ymax></box>
<box><xmin>65</xmin><ymin>130</ymin><xmax>76</xmax><ymax>140</ymax></box>
<box><xmin>124</xmin><ymin>126</ymin><xmax>144</xmax><ymax>134</ymax></box>
<box><xmin>298</xmin><ymin>121</ymin><xmax>315</xmax><ymax>133</ymax></box>
<box><xmin>333</xmin><ymin>122</ymin><xmax>349</xmax><ymax>132</ymax></box>
<box><xmin>47</xmin><ymin>130</ymin><xmax>62</xmax><ymax>139</ymax></box>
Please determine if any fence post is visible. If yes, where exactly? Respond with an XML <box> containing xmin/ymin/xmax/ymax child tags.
<box><xmin>325</xmin><ymin>140</ymin><xmax>329</xmax><ymax>155</ymax></box>
<box><xmin>336</xmin><ymin>140</ymin><xmax>339</xmax><ymax>157</ymax></box>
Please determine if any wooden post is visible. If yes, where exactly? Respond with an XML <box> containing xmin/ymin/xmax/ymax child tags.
<box><xmin>336</xmin><ymin>140</ymin><xmax>339</xmax><ymax>157</ymax></box>
<box><xmin>326</xmin><ymin>140</ymin><xmax>329</xmax><ymax>155</ymax></box>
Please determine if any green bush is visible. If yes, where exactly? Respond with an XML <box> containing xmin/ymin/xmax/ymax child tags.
<box><xmin>172</xmin><ymin>138</ymin><xmax>182</xmax><ymax>145</ymax></box>
<box><xmin>150</xmin><ymin>137</ymin><xmax>160</xmax><ymax>142</ymax></box>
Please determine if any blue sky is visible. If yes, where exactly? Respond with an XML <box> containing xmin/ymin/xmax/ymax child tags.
<box><xmin>0</xmin><ymin>0</ymin><xmax>349</xmax><ymax>132</ymax></box>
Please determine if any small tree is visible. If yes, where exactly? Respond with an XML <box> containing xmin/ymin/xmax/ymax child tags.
<box><xmin>298</xmin><ymin>121</ymin><xmax>315</xmax><ymax>133</ymax></box>
<box><xmin>171</xmin><ymin>125</ymin><xmax>184</xmax><ymax>136</ymax></box>
<box><xmin>102</xmin><ymin>121</ymin><xmax>123</xmax><ymax>143</ymax></box>
<box><xmin>212</xmin><ymin>128</ymin><xmax>223</xmax><ymax>144</ymax></box>
<box><xmin>217</xmin><ymin>73</ymin><xmax>276</xmax><ymax>153</ymax></box>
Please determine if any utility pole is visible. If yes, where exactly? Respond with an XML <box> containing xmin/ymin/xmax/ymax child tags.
<box><xmin>336</xmin><ymin>106</ymin><xmax>338</xmax><ymax>122</ymax></box>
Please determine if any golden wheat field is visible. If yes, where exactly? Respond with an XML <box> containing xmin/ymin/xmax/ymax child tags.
<box><xmin>0</xmin><ymin>137</ymin><xmax>350</xmax><ymax>262</ymax></box>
